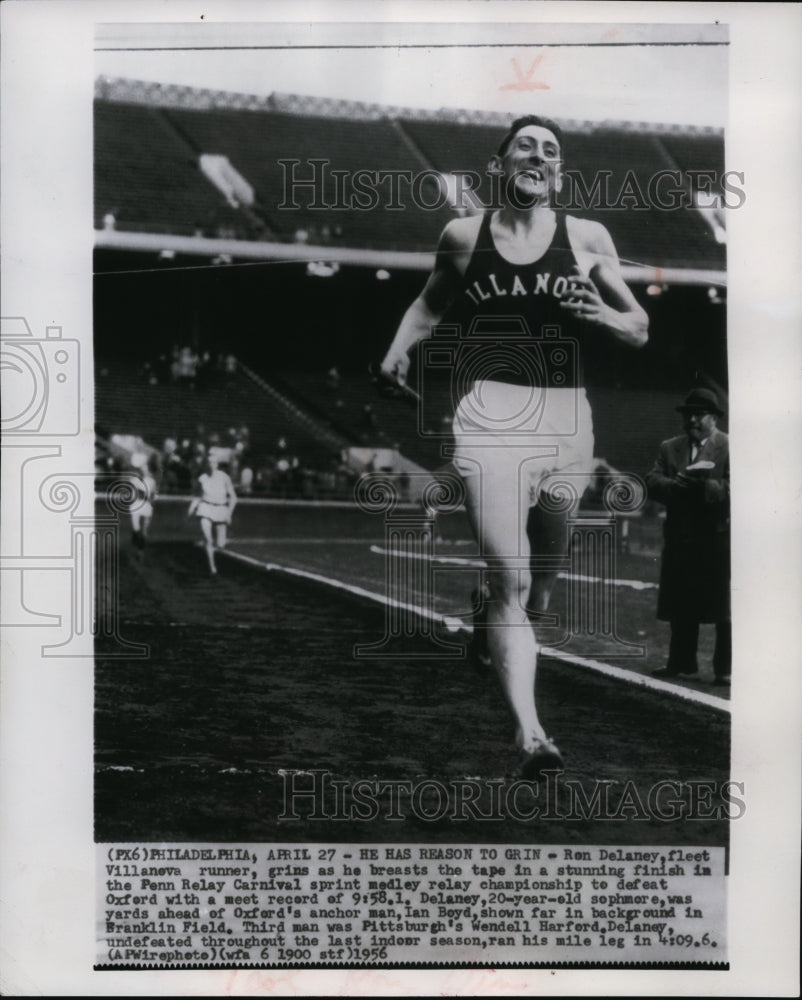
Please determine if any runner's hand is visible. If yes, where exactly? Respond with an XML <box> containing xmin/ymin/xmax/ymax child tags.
<box><xmin>560</xmin><ymin>266</ymin><xmax>608</xmax><ymax>326</ymax></box>
<box><xmin>379</xmin><ymin>349</ymin><xmax>411</xmax><ymax>387</ymax></box>
<box><xmin>370</xmin><ymin>359</ymin><xmax>420</xmax><ymax>405</ymax></box>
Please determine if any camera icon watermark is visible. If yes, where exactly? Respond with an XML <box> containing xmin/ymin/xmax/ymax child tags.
<box><xmin>353</xmin><ymin>470</ymin><xmax>468</xmax><ymax>659</ymax></box>
<box><xmin>1</xmin><ymin>316</ymin><xmax>80</xmax><ymax>435</ymax></box>
<box><xmin>418</xmin><ymin>316</ymin><xmax>580</xmax><ymax>440</ymax></box>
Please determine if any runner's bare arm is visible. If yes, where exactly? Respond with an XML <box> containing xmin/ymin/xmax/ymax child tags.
<box><xmin>563</xmin><ymin>218</ymin><xmax>649</xmax><ymax>348</ymax></box>
<box><xmin>379</xmin><ymin>222</ymin><xmax>466</xmax><ymax>385</ymax></box>
<box><xmin>187</xmin><ymin>476</ymin><xmax>203</xmax><ymax>516</ymax></box>
<box><xmin>226</xmin><ymin>473</ymin><xmax>238</xmax><ymax>517</ymax></box>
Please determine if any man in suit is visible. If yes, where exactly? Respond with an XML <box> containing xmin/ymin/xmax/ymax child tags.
<box><xmin>646</xmin><ymin>387</ymin><xmax>731</xmax><ymax>685</ymax></box>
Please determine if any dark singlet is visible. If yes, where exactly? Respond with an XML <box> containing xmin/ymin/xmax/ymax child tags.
<box><xmin>442</xmin><ymin>210</ymin><xmax>586</xmax><ymax>389</ymax></box>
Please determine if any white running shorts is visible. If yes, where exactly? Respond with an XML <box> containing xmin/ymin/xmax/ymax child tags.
<box><xmin>452</xmin><ymin>380</ymin><xmax>595</xmax><ymax>507</ymax></box>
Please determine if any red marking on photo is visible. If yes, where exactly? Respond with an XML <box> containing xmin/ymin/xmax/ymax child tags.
<box><xmin>500</xmin><ymin>55</ymin><xmax>550</xmax><ymax>92</ymax></box>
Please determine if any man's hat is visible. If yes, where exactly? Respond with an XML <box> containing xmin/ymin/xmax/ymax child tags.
<box><xmin>676</xmin><ymin>387</ymin><xmax>724</xmax><ymax>416</ymax></box>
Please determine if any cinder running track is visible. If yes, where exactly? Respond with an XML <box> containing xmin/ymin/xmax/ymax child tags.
<box><xmin>96</xmin><ymin>498</ymin><xmax>731</xmax><ymax>848</ymax></box>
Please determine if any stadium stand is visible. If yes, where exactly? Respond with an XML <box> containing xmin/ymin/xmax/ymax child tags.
<box><xmin>398</xmin><ymin>117</ymin><xmax>505</xmax><ymax>209</ymax></box>
<box><xmin>160</xmin><ymin>107</ymin><xmax>453</xmax><ymax>250</ymax></box>
<box><xmin>95</xmin><ymin>81</ymin><xmax>726</xmax><ymax>270</ymax></box>
<box><xmin>94</xmin><ymin>101</ymin><xmax>251</xmax><ymax>237</ymax></box>
<box><xmin>94</xmin><ymin>80</ymin><xmax>728</xmax><ymax>489</ymax></box>
<box><xmin>95</xmin><ymin>355</ymin><xmax>350</xmax><ymax>472</ymax></box>
<box><xmin>660</xmin><ymin>133</ymin><xmax>726</xmax><ymax>189</ymax></box>
<box><xmin>558</xmin><ymin>129</ymin><xmax>725</xmax><ymax>269</ymax></box>
<box><xmin>401</xmin><ymin>118</ymin><xmax>727</xmax><ymax>267</ymax></box>
<box><xmin>278</xmin><ymin>368</ymin><xmax>455</xmax><ymax>471</ymax></box>
<box><xmin>277</xmin><ymin>369</ymin><xmax>725</xmax><ymax>478</ymax></box>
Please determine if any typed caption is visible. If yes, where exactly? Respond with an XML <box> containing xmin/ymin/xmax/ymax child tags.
<box><xmin>97</xmin><ymin>842</ymin><xmax>726</xmax><ymax>967</ymax></box>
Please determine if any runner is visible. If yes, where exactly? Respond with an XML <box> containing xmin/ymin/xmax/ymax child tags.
<box><xmin>380</xmin><ymin>115</ymin><xmax>649</xmax><ymax>777</ymax></box>
<box><xmin>130</xmin><ymin>452</ymin><xmax>157</xmax><ymax>558</ymax></box>
<box><xmin>188</xmin><ymin>452</ymin><xmax>237</xmax><ymax>575</ymax></box>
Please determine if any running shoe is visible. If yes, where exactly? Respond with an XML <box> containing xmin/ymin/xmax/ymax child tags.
<box><xmin>521</xmin><ymin>736</ymin><xmax>564</xmax><ymax>781</ymax></box>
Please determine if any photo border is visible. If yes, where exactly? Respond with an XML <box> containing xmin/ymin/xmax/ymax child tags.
<box><xmin>2</xmin><ymin>1</ymin><xmax>800</xmax><ymax>995</ymax></box>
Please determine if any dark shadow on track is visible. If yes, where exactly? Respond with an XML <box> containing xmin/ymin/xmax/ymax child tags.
<box><xmin>96</xmin><ymin>540</ymin><xmax>731</xmax><ymax>847</ymax></box>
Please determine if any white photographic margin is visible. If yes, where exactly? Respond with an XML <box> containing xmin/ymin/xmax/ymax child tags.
<box><xmin>1</xmin><ymin>1</ymin><xmax>800</xmax><ymax>996</ymax></box>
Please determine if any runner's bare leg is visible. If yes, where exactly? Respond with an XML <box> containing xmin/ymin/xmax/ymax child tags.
<box><xmin>527</xmin><ymin>501</ymin><xmax>569</xmax><ymax>614</ymax></box>
<box><xmin>462</xmin><ymin>463</ymin><xmax>547</xmax><ymax>751</ymax></box>
<box><xmin>200</xmin><ymin>517</ymin><xmax>217</xmax><ymax>574</ymax></box>
<box><xmin>216</xmin><ymin>523</ymin><xmax>228</xmax><ymax>550</ymax></box>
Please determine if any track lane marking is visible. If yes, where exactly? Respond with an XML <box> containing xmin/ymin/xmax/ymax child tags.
<box><xmin>221</xmin><ymin>547</ymin><xmax>465</xmax><ymax>632</ymax></box>
<box><xmin>369</xmin><ymin>544</ymin><xmax>659</xmax><ymax>590</ymax></box>
<box><xmin>220</xmin><ymin>547</ymin><xmax>729</xmax><ymax>714</ymax></box>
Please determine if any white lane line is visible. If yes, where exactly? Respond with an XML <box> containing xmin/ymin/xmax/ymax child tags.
<box><xmin>220</xmin><ymin>548</ymin><xmax>728</xmax><ymax>714</ymax></box>
<box><xmin>369</xmin><ymin>545</ymin><xmax>658</xmax><ymax>590</ymax></box>
<box><xmin>121</xmin><ymin>621</ymin><xmax>256</xmax><ymax>629</ymax></box>
<box><xmin>370</xmin><ymin>545</ymin><xmax>487</xmax><ymax>567</ymax></box>
<box><xmin>155</xmin><ymin>494</ymin><xmax>424</xmax><ymax>511</ymax></box>
<box><xmin>539</xmin><ymin>647</ymin><xmax>729</xmax><ymax>712</ymax></box>
<box><xmin>229</xmin><ymin>537</ymin><xmax>383</xmax><ymax>545</ymax></box>
<box><xmin>221</xmin><ymin>547</ymin><xmax>465</xmax><ymax>633</ymax></box>
<box><xmin>559</xmin><ymin>573</ymin><xmax>656</xmax><ymax>591</ymax></box>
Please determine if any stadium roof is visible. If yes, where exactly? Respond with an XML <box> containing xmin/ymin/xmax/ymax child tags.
<box><xmin>95</xmin><ymin>76</ymin><xmax>724</xmax><ymax>138</ymax></box>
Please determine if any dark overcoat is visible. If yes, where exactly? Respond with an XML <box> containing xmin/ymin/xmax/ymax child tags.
<box><xmin>645</xmin><ymin>428</ymin><xmax>730</xmax><ymax>623</ymax></box>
